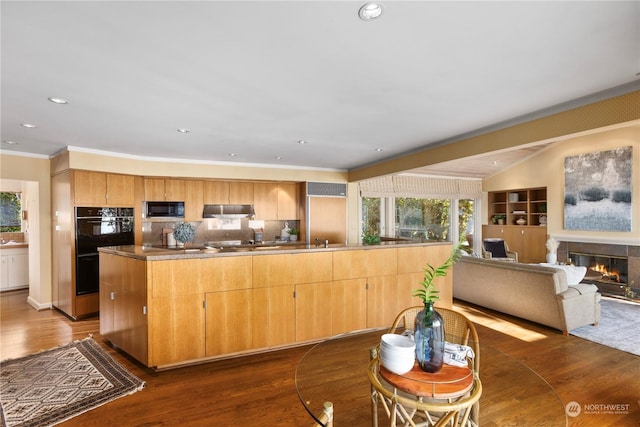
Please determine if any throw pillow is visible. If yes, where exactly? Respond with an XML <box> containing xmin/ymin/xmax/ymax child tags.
<box><xmin>484</xmin><ymin>240</ymin><xmax>508</xmax><ymax>258</ymax></box>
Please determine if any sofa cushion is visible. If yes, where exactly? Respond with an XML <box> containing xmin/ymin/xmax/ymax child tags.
<box><xmin>558</xmin><ymin>283</ymin><xmax>600</xmax><ymax>299</ymax></box>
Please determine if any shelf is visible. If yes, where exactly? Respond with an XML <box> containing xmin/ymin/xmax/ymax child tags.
<box><xmin>489</xmin><ymin>187</ymin><xmax>547</xmax><ymax>227</ymax></box>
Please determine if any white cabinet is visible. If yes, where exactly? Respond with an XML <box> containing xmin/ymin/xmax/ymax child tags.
<box><xmin>0</xmin><ymin>247</ymin><xmax>29</xmax><ymax>291</ymax></box>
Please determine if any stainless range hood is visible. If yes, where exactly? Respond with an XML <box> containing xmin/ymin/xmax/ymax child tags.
<box><xmin>203</xmin><ymin>204</ymin><xmax>255</xmax><ymax>218</ymax></box>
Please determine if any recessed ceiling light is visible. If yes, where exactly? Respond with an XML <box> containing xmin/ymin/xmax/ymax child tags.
<box><xmin>490</xmin><ymin>160</ymin><xmax>501</xmax><ymax>166</ymax></box>
<box><xmin>359</xmin><ymin>3</ymin><xmax>383</xmax><ymax>20</ymax></box>
<box><xmin>21</xmin><ymin>123</ymin><xmax>37</xmax><ymax>128</ymax></box>
<box><xmin>48</xmin><ymin>97</ymin><xmax>69</xmax><ymax>104</ymax></box>
<box><xmin>275</xmin><ymin>156</ymin><xmax>284</xmax><ymax>160</ymax></box>
<box><xmin>177</xmin><ymin>128</ymin><xmax>190</xmax><ymax>133</ymax></box>
<box><xmin>375</xmin><ymin>148</ymin><xmax>384</xmax><ymax>152</ymax></box>
<box><xmin>229</xmin><ymin>153</ymin><xmax>238</xmax><ymax>157</ymax></box>
<box><xmin>3</xmin><ymin>140</ymin><xmax>18</xmax><ymax>145</ymax></box>
<box><xmin>297</xmin><ymin>140</ymin><xmax>308</xmax><ymax>145</ymax></box>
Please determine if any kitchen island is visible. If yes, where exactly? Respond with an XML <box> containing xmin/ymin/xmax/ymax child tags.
<box><xmin>98</xmin><ymin>241</ymin><xmax>453</xmax><ymax>369</ymax></box>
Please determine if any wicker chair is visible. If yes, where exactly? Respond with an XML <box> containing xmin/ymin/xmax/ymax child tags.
<box><xmin>379</xmin><ymin>306</ymin><xmax>481</xmax><ymax>426</ymax></box>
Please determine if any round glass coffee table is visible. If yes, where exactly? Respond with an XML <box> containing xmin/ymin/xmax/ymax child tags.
<box><xmin>295</xmin><ymin>329</ymin><xmax>567</xmax><ymax>426</ymax></box>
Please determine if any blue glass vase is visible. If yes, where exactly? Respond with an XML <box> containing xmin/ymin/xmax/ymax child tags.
<box><xmin>414</xmin><ymin>301</ymin><xmax>445</xmax><ymax>373</ymax></box>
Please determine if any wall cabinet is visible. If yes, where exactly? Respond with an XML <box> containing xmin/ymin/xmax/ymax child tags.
<box><xmin>253</xmin><ymin>182</ymin><xmax>300</xmax><ymax>220</ymax></box>
<box><xmin>488</xmin><ymin>187</ymin><xmax>547</xmax><ymax>226</ymax></box>
<box><xmin>73</xmin><ymin>171</ymin><xmax>135</xmax><ymax>206</ymax></box>
<box><xmin>144</xmin><ymin>178</ymin><xmax>185</xmax><ymax>201</ymax></box>
<box><xmin>203</xmin><ymin>181</ymin><xmax>230</xmax><ymax>204</ymax></box>
<box><xmin>229</xmin><ymin>182</ymin><xmax>254</xmax><ymax>204</ymax></box>
<box><xmin>0</xmin><ymin>247</ymin><xmax>29</xmax><ymax>291</ymax></box>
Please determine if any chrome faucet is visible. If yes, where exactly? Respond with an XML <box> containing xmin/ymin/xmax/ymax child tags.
<box><xmin>315</xmin><ymin>237</ymin><xmax>329</xmax><ymax>248</ymax></box>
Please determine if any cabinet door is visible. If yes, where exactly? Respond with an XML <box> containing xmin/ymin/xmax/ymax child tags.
<box><xmin>118</xmin><ymin>258</ymin><xmax>148</xmax><ymax>364</ymax></box>
<box><xmin>331</xmin><ymin>278</ymin><xmax>367</xmax><ymax>335</ymax></box>
<box><xmin>74</xmin><ymin>171</ymin><xmax>106</xmax><ymax>205</ymax></box>
<box><xmin>252</xmin><ymin>285</ymin><xmax>295</xmax><ymax>348</ymax></box>
<box><xmin>229</xmin><ymin>182</ymin><xmax>254</xmax><ymax>204</ymax></box>
<box><xmin>367</xmin><ymin>248</ymin><xmax>397</xmax><ymax>277</ymax></box>
<box><xmin>292</xmin><ymin>252</ymin><xmax>333</xmax><ymax>284</ymax></box>
<box><xmin>203</xmin><ymin>181</ymin><xmax>230</xmax><ymax>204</ymax></box>
<box><xmin>278</xmin><ymin>183</ymin><xmax>299</xmax><ymax>220</ymax></box>
<box><xmin>148</xmin><ymin>260</ymin><xmax>205</xmax><ymax>366</ymax></box>
<box><xmin>523</xmin><ymin>227</ymin><xmax>547</xmax><ymax>263</ymax></box>
<box><xmin>205</xmin><ymin>289</ymin><xmax>252</xmax><ymax>356</ymax></box>
<box><xmin>252</xmin><ymin>254</ymin><xmax>294</xmax><ymax>288</ymax></box>
<box><xmin>503</xmin><ymin>227</ymin><xmax>525</xmax><ymax>260</ymax></box>
<box><xmin>9</xmin><ymin>253</ymin><xmax>29</xmax><ymax>286</ymax></box>
<box><xmin>184</xmin><ymin>180</ymin><xmax>203</xmax><ymax>221</ymax></box>
<box><xmin>295</xmin><ymin>281</ymin><xmax>333</xmax><ymax>341</ymax></box>
<box><xmin>0</xmin><ymin>256</ymin><xmax>8</xmax><ymax>290</ymax></box>
<box><xmin>333</xmin><ymin>250</ymin><xmax>367</xmax><ymax>280</ymax></box>
<box><xmin>106</xmin><ymin>174</ymin><xmax>135</xmax><ymax>206</ymax></box>
<box><xmin>366</xmin><ymin>275</ymin><xmax>400</xmax><ymax>329</ymax></box>
<box><xmin>144</xmin><ymin>178</ymin><xmax>166</xmax><ymax>201</ymax></box>
<box><xmin>253</xmin><ymin>182</ymin><xmax>278</xmax><ymax>219</ymax></box>
<box><xmin>164</xmin><ymin>179</ymin><xmax>185</xmax><ymax>201</ymax></box>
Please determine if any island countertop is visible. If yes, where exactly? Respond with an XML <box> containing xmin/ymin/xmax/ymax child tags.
<box><xmin>98</xmin><ymin>240</ymin><xmax>450</xmax><ymax>261</ymax></box>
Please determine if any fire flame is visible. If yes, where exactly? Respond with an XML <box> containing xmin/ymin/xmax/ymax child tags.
<box><xmin>591</xmin><ymin>263</ymin><xmax>620</xmax><ymax>282</ymax></box>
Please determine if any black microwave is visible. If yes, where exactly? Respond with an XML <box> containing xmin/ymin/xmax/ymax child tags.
<box><xmin>145</xmin><ymin>201</ymin><xmax>185</xmax><ymax>218</ymax></box>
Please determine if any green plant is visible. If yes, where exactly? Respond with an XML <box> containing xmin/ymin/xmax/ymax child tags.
<box><xmin>412</xmin><ymin>243</ymin><xmax>463</xmax><ymax>304</ymax></box>
<box><xmin>289</xmin><ymin>227</ymin><xmax>299</xmax><ymax>236</ymax></box>
<box><xmin>491</xmin><ymin>214</ymin><xmax>506</xmax><ymax>224</ymax></box>
<box><xmin>362</xmin><ymin>232</ymin><xmax>381</xmax><ymax>245</ymax></box>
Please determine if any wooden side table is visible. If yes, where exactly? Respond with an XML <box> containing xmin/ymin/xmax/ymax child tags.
<box><xmin>379</xmin><ymin>362</ymin><xmax>474</xmax><ymax>399</ymax></box>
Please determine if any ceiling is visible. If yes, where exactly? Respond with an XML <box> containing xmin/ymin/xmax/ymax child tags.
<box><xmin>1</xmin><ymin>1</ymin><xmax>639</xmax><ymax>179</ymax></box>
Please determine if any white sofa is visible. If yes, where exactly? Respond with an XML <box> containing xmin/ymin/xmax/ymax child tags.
<box><xmin>453</xmin><ymin>256</ymin><xmax>601</xmax><ymax>335</ymax></box>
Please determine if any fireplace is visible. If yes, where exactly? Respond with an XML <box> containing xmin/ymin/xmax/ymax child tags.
<box><xmin>565</xmin><ymin>248</ymin><xmax>639</xmax><ymax>301</ymax></box>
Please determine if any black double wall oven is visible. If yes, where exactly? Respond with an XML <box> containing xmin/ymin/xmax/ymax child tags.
<box><xmin>75</xmin><ymin>207</ymin><xmax>134</xmax><ymax>295</ymax></box>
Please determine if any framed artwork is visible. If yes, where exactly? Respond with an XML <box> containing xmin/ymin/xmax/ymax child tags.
<box><xmin>564</xmin><ymin>146</ymin><xmax>632</xmax><ymax>231</ymax></box>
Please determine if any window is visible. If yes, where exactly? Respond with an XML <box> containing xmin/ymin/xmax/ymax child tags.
<box><xmin>395</xmin><ymin>198</ymin><xmax>451</xmax><ymax>241</ymax></box>
<box><xmin>0</xmin><ymin>192</ymin><xmax>22</xmax><ymax>232</ymax></box>
<box><xmin>360</xmin><ymin>196</ymin><xmax>477</xmax><ymax>246</ymax></box>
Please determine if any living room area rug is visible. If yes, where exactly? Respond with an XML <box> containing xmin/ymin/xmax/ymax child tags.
<box><xmin>0</xmin><ymin>337</ymin><xmax>145</xmax><ymax>427</ymax></box>
<box><xmin>570</xmin><ymin>297</ymin><xmax>640</xmax><ymax>356</ymax></box>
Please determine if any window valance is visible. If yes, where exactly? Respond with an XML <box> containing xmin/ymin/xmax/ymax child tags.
<box><xmin>359</xmin><ymin>175</ymin><xmax>482</xmax><ymax>199</ymax></box>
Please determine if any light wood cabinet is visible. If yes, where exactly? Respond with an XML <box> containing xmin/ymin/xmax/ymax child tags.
<box><xmin>99</xmin><ymin>254</ymin><xmax>148</xmax><ymax>364</ymax></box>
<box><xmin>203</xmin><ymin>181</ymin><xmax>230</xmax><ymax>204</ymax></box>
<box><xmin>73</xmin><ymin>171</ymin><xmax>135</xmax><ymax>206</ymax></box>
<box><xmin>144</xmin><ymin>178</ymin><xmax>185</xmax><ymax>201</ymax></box>
<box><xmin>205</xmin><ymin>289</ymin><xmax>252</xmax><ymax>356</ymax></box>
<box><xmin>252</xmin><ymin>285</ymin><xmax>295</xmax><ymax>348</ymax></box>
<box><xmin>253</xmin><ymin>182</ymin><xmax>279</xmax><ymax>219</ymax></box>
<box><xmin>100</xmin><ymin>244</ymin><xmax>452</xmax><ymax>369</ymax></box>
<box><xmin>229</xmin><ymin>182</ymin><xmax>254</xmax><ymax>204</ymax></box>
<box><xmin>278</xmin><ymin>183</ymin><xmax>299</xmax><ymax>220</ymax></box>
<box><xmin>148</xmin><ymin>259</ymin><xmax>205</xmax><ymax>366</ymax></box>
<box><xmin>253</xmin><ymin>182</ymin><xmax>300</xmax><ymax>220</ymax></box>
<box><xmin>184</xmin><ymin>180</ymin><xmax>203</xmax><ymax>221</ymax></box>
<box><xmin>482</xmin><ymin>225</ymin><xmax>547</xmax><ymax>263</ymax></box>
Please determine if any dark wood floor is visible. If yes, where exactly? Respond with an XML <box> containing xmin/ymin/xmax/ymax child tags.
<box><xmin>1</xmin><ymin>289</ymin><xmax>639</xmax><ymax>426</ymax></box>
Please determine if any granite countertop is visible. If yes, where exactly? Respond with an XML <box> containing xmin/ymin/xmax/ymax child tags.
<box><xmin>98</xmin><ymin>240</ymin><xmax>450</xmax><ymax>261</ymax></box>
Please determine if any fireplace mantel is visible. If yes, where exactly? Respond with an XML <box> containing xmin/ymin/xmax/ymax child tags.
<box><xmin>550</xmin><ymin>234</ymin><xmax>640</xmax><ymax>247</ymax></box>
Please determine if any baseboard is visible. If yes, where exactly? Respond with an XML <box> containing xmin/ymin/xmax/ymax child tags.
<box><xmin>27</xmin><ymin>296</ymin><xmax>52</xmax><ymax>311</ymax></box>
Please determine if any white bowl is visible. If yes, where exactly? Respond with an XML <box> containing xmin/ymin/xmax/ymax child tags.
<box><xmin>381</xmin><ymin>334</ymin><xmax>415</xmax><ymax>352</ymax></box>
<box><xmin>380</xmin><ymin>351</ymin><xmax>415</xmax><ymax>375</ymax></box>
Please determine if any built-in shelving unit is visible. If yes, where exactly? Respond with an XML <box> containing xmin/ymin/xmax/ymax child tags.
<box><xmin>488</xmin><ymin>187</ymin><xmax>547</xmax><ymax>227</ymax></box>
